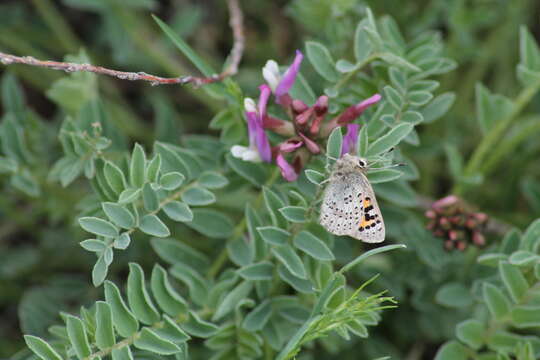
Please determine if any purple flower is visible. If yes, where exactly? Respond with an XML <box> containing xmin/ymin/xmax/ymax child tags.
<box><xmin>276</xmin><ymin>153</ymin><xmax>298</xmax><ymax>182</ymax></box>
<box><xmin>263</xmin><ymin>50</ymin><xmax>304</xmax><ymax>104</ymax></box>
<box><xmin>341</xmin><ymin>123</ymin><xmax>360</xmax><ymax>155</ymax></box>
<box><xmin>275</xmin><ymin>50</ymin><xmax>303</xmax><ymax>101</ymax></box>
<box><xmin>323</xmin><ymin>93</ymin><xmax>382</xmax><ymax>136</ymax></box>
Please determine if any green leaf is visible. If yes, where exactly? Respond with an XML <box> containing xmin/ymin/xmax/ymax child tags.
<box><xmin>79</xmin><ymin>217</ymin><xmax>118</xmax><ymax>238</ymax></box>
<box><xmin>326</xmin><ymin>127</ymin><xmax>343</xmax><ymax>161</ymax></box>
<box><xmin>483</xmin><ymin>282</ymin><xmax>511</xmax><ymax>320</ymax></box>
<box><xmin>118</xmin><ymin>188</ymin><xmax>141</xmax><ymax>204</ymax></box>
<box><xmin>2</xmin><ymin>73</ymin><xmax>25</xmax><ymax>114</ymax></box>
<box><xmin>154</xmin><ymin>142</ymin><xmax>191</xmax><ymax>180</ymax></box>
<box><xmin>146</xmin><ymin>154</ymin><xmax>162</xmax><ymax>183</ymax></box>
<box><xmin>383</xmin><ymin>85</ymin><xmax>403</xmax><ymax>110</ymax></box>
<box><xmin>113</xmin><ymin>233</ymin><xmax>131</xmax><ymax>250</ymax></box>
<box><xmin>182</xmin><ymin>186</ymin><xmax>216</xmax><ymax>205</ymax></box>
<box><xmin>127</xmin><ymin>263</ymin><xmax>160</xmax><ymax>324</ymax></box>
<box><xmin>152</xmin><ymin>15</ymin><xmax>214</xmax><ymax>76</ymax></box>
<box><xmin>499</xmin><ymin>261</ymin><xmax>529</xmax><ymax>302</ymax></box>
<box><xmin>95</xmin><ymin>301</ymin><xmax>115</xmax><ymax>350</ymax></box>
<box><xmin>155</xmin><ymin>315</ymin><xmax>190</xmax><ymax>344</ymax></box>
<box><xmin>142</xmin><ymin>182</ymin><xmax>159</xmax><ymax>212</ymax></box>
<box><xmin>151</xmin><ymin>238</ymin><xmax>210</xmax><ymax>269</ymax></box>
<box><xmin>422</xmin><ymin>92</ymin><xmax>455</xmax><ymax>123</ymax></box>
<box><xmin>519</xmin><ymin>26</ymin><xmax>540</xmax><ymax>73</ymax></box>
<box><xmin>130</xmin><ymin>143</ymin><xmax>146</xmax><ymax>188</ymax></box>
<box><xmin>366</xmin><ymin>123</ymin><xmax>413</xmax><ymax>157</ymax></box>
<box><xmin>379</xmin><ymin>52</ymin><xmax>420</xmax><ymax>72</ymax></box>
<box><xmin>102</xmin><ymin>202</ymin><xmax>135</xmax><ymax>229</ymax></box>
<box><xmin>160</xmin><ymin>172</ymin><xmax>185</xmax><ymax>190</ymax></box>
<box><xmin>305</xmin><ymin>169</ymin><xmax>325</xmax><ymax>185</ymax></box>
<box><xmin>198</xmin><ymin>171</ymin><xmax>229</xmax><ymax>189</ymax></box>
<box><xmin>263</xmin><ymin>187</ymin><xmax>287</xmax><ymax>227</ymax></box>
<box><xmin>134</xmin><ymin>328</ymin><xmax>181</xmax><ymax>355</ymax></box>
<box><xmin>477</xmin><ymin>253</ymin><xmax>507</xmax><ymax>267</ymax></box>
<box><xmin>306</xmin><ymin>41</ymin><xmax>339</xmax><ymax>82</ymax></box>
<box><xmin>257</xmin><ymin>226</ymin><xmax>290</xmax><ymax>246</ymax></box>
<box><xmin>336</xmin><ymin>59</ymin><xmax>357</xmax><ymax>73</ymax></box>
<box><xmin>163</xmin><ymin>201</ymin><xmax>193</xmax><ymax>222</ymax></box>
<box><xmin>237</xmin><ymin>261</ymin><xmax>274</xmax><ymax>281</ymax></box>
<box><xmin>522</xmin><ymin>219</ymin><xmax>540</xmax><ymax>251</ymax></box>
<box><xmin>187</xmin><ymin>209</ymin><xmax>234</xmax><ymax>238</ymax></box>
<box><xmin>367</xmin><ymin>168</ymin><xmax>403</xmax><ymax>184</ymax></box>
<box><xmin>24</xmin><ymin>335</ymin><xmax>62</xmax><ymax>360</ymax></box>
<box><xmin>66</xmin><ymin>315</ymin><xmax>91</xmax><ymax>359</ymax></box>
<box><xmin>183</xmin><ymin>311</ymin><xmax>218</xmax><ymax>338</ymax></box>
<box><xmin>511</xmin><ymin>305</ymin><xmax>540</xmax><ymax>328</ymax></box>
<box><xmin>408</xmin><ymin>91</ymin><xmax>433</xmax><ymax>106</ymax></box>
<box><xmin>80</xmin><ymin>239</ymin><xmax>106</xmax><ymax>252</ymax></box>
<box><xmin>293</xmin><ymin>231</ymin><xmax>334</xmax><ymax>261</ymax></box>
<box><xmin>151</xmin><ymin>265</ymin><xmax>188</xmax><ymax>317</ymax></box>
<box><xmin>509</xmin><ymin>250</ymin><xmax>539</xmax><ymax>266</ymax></box>
<box><xmin>435</xmin><ymin>282</ymin><xmax>473</xmax><ymax>308</ymax></box>
<box><xmin>112</xmin><ymin>347</ymin><xmax>133</xmax><ymax>360</ymax></box>
<box><xmin>277</xmin><ymin>264</ymin><xmax>314</xmax><ymax>294</ymax></box>
<box><xmin>354</xmin><ymin>21</ymin><xmax>373</xmax><ymax>62</ymax></box>
<box><xmin>104</xmin><ymin>281</ymin><xmax>139</xmax><ymax>337</ymax></box>
<box><xmin>0</xmin><ymin>156</ymin><xmax>18</xmax><ymax>173</ymax></box>
<box><xmin>434</xmin><ymin>341</ymin><xmax>468</xmax><ymax>360</ymax></box>
<box><xmin>243</xmin><ymin>300</ymin><xmax>272</xmax><ymax>331</ymax></box>
<box><xmin>278</xmin><ymin>206</ymin><xmax>307</xmax><ymax>223</ymax></box>
<box><xmin>389</xmin><ymin>67</ymin><xmax>406</xmax><ymax>92</ymax></box>
<box><xmin>340</xmin><ymin>244</ymin><xmax>406</xmax><ymax>273</ymax></box>
<box><xmin>456</xmin><ymin>320</ymin><xmax>484</xmax><ymax>349</ymax></box>
<box><xmin>228</xmin><ymin>236</ymin><xmax>254</xmax><ymax>266</ymax></box>
<box><xmin>226</xmin><ymin>153</ymin><xmax>268</xmax><ymax>186</ymax></box>
<box><xmin>139</xmin><ymin>214</ymin><xmax>170</xmax><ymax>237</ymax></box>
<box><xmin>272</xmin><ymin>245</ymin><xmax>306</xmax><ymax>279</ymax></box>
<box><xmin>475</xmin><ymin>84</ymin><xmax>514</xmax><ymax>134</ymax></box>
<box><xmin>104</xmin><ymin>161</ymin><xmax>127</xmax><ymax>195</ymax></box>
<box><xmin>213</xmin><ymin>281</ymin><xmax>253</xmax><ymax>321</ymax></box>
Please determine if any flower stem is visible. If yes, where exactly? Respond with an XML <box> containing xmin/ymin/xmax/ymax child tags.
<box><xmin>333</xmin><ymin>53</ymin><xmax>379</xmax><ymax>91</ymax></box>
<box><xmin>455</xmin><ymin>77</ymin><xmax>540</xmax><ymax>195</ymax></box>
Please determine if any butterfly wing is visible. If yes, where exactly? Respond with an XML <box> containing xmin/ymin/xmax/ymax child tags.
<box><xmin>319</xmin><ymin>171</ymin><xmax>385</xmax><ymax>243</ymax></box>
<box><xmin>349</xmin><ymin>172</ymin><xmax>385</xmax><ymax>243</ymax></box>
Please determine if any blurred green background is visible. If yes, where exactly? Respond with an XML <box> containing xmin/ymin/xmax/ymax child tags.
<box><xmin>1</xmin><ymin>0</ymin><xmax>540</xmax><ymax>357</ymax></box>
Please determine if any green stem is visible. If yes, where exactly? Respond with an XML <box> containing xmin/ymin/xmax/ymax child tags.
<box><xmin>206</xmin><ymin>167</ymin><xmax>281</xmax><ymax>279</ymax></box>
<box><xmin>31</xmin><ymin>0</ymin><xmax>81</xmax><ymax>53</ymax></box>
<box><xmin>333</xmin><ymin>53</ymin><xmax>379</xmax><ymax>91</ymax></box>
<box><xmin>480</xmin><ymin>115</ymin><xmax>540</xmax><ymax>175</ymax></box>
<box><xmin>456</xmin><ymin>77</ymin><xmax>540</xmax><ymax>194</ymax></box>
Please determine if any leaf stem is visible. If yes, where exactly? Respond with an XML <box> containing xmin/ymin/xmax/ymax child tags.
<box><xmin>333</xmin><ymin>53</ymin><xmax>380</xmax><ymax>90</ymax></box>
<box><xmin>456</xmin><ymin>77</ymin><xmax>540</xmax><ymax>194</ymax></box>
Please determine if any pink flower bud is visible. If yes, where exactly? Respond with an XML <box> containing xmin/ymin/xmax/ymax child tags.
<box><xmin>432</xmin><ymin>195</ymin><xmax>459</xmax><ymax>209</ymax></box>
<box><xmin>425</xmin><ymin>210</ymin><xmax>436</xmax><ymax>219</ymax></box>
<box><xmin>473</xmin><ymin>232</ymin><xmax>485</xmax><ymax>246</ymax></box>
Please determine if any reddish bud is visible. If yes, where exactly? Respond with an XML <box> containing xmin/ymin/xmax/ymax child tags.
<box><xmin>292</xmin><ymin>99</ymin><xmax>308</xmax><ymax>114</ymax></box>
<box><xmin>465</xmin><ymin>217</ymin><xmax>477</xmax><ymax>229</ymax></box>
<box><xmin>439</xmin><ymin>217</ymin><xmax>450</xmax><ymax>229</ymax></box>
<box><xmin>432</xmin><ymin>195</ymin><xmax>459</xmax><ymax>209</ymax></box>
<box><xmin>444</xmin><ymin>240</ymin><xmax>454</xmax><ymax>250</ymax></box>
<box><xmin>295</xmin><ymin>107</ymin><xmax>314</xmax><ymax>126</ymax></box>
<box><xmin>474</xmin><ymin>213</ymin><xmax>488</xmax><ymax>223</ymax></box>
<box><xmin>473</xmin><ymin>232</ymin><xmax>485</xmax><ymax>246</ymax></box>
<box><xmin>425</xmin><ymin>210</ymin><xmax>436</xmax><ymax>219</ymax></box>
<box><xmin>298</xmin><ymin>133</ymin><xmax>321</xmax><ymax>154</ymax></box>
<box><xmin>456</xmin><ymin>241</ymin><xmax>467</xmax><ymax>251</ymax></box>
<box><xmin>263</xmin><ymin>116</ymin><xmax>295</xmax><ymax>136</ymax></box>
<box><xmin>448</xmin><ymin>230</ymin><xmax>458</xmax><ymax>241</ymax></box>
<box><xmin>314</xmin><ymin>95</ymin><xmax>329</xmax><ymax>115</ymax></box>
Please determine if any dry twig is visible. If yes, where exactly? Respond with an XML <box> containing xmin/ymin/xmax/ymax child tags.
<box><xmin>0</xmin><ymin>0</ymin><xmax>244</xmax><ymax>87</ymax></box>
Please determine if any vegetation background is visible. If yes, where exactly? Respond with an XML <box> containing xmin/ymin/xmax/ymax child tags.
<box><xmin>1</xmin><ymin>0</ymin><xmax>540</xmax><ymax>359</ymax></box>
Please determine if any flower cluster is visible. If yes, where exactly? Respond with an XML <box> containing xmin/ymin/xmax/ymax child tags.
<box><xmin>231</xmin><ymin>50</ymin><xmax>381</xmax><ymax>181</ymax></box>
<box><xmin>425</xmin><ymin>195</ymin><xmax>488</xmax><ymax>251</ymax></box>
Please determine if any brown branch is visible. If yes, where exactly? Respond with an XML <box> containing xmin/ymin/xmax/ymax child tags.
<box><xmin>0</xmin><ymin>0</ymin><xmax>244</xmax><ymax>87</ymax></box>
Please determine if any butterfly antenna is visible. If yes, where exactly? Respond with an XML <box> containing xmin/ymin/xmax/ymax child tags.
<box><xmin>375</xmin><ymin>162</ymin><xmax>406</xmax><ymax>170</ymax></box>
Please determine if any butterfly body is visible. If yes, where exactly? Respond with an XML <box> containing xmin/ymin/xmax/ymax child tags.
<box><xmin>319</xmin><ymin>154</ymin><xmax>385</xmax><ymax>243</ymax></box>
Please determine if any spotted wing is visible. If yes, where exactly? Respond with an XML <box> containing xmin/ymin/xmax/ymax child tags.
<box><xmin>348</xmin><ymin>172</ymin><xmax>385</xmax><ymax>243</ymax></box>
<box><xmin>319</xmin><ymin>172</ymin><xmax>365</xmax><ymax>237</ymax></box>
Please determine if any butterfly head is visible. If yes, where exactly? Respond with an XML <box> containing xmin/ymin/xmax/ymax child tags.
<box><xmin>333</xmin><ymin>154</ymin><xmax>368</xmax><ymax>175</ymax></box>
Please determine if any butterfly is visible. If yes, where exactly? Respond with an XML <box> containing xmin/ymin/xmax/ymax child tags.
<box><xmin>319</xmin><ymin>153</ymin><xmax>385</xmax><ymax>243</ymax></box>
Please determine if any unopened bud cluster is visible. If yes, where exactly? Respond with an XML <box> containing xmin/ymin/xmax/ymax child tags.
<box><xmin>425</xmin><ymin>195</ymin><xmax>488</xmax><ymax>251</ymax></box>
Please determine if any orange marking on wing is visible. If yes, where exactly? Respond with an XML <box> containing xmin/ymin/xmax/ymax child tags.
<box><xmin>359</xmin><ymin>218</ymin><xmax>376</xmax><ymax>228</ymax></box>
<box><xmin>363</xmin><ymin>198</ymin><xmax>371</xmax><ymax>208</ymax></box>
